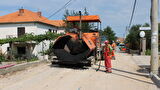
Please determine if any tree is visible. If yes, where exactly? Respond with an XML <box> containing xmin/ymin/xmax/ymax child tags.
<box><xmin>63</xmin><ymin>8</ymin><xmax>92</xmax><ymax>32</ymax></box>
<box><xmin>63</xmin><ymin>10</ymin><xmax>79</xmax><ymax>31</ymax></box>
<box><xmin>102</xmin><ymin>26</ymin><xmax>116</xmax><ymax>43</ymax></box>
<box><xmin>125</xmin><ymin>23</ymin><xmax>160</xmax><ymax>51</ymax></box>
<box><xmin>125</xmin><ymin>24</ymin><xmax>141</xmax><ymax>50</ymax></box>
<box><xmin>84</xmin><ymin>8</ymin><xmax>89</xmax><ymax>15</ymax></box>
<box><xmin>81</xmin><ymin>8</ymin><xmax>91</xmax><ymax>32</ymax></box>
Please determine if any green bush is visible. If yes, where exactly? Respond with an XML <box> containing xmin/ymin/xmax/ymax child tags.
<box><xmin>145</xmin><ymin>49</ymin><xmax>151</xmax><ymax>55</ymax></box>
<box><xmin>0</xmin><ymin>32</ymin><xmax>60</xmax><ymax>45</ymax></box>
<box><xmin>27</xmin><ymin>57</ymin><xmax>38</xmax><ymax>62</ymax></box>
<box><xmin>0</xmin><ymin>55</ymin><xmax>5</xmax><ymax>63</ymax></box>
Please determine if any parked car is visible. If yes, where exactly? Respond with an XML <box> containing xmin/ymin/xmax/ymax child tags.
<box><xmin>117</xmin><ymin>43</ymin><xmax>127</xmax><ymax>51</ymax></box>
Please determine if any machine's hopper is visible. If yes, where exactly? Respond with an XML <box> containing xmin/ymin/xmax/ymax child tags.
<box><xmin>52</xmin><ymin>33</ymin><xmax>96</xmax><ymax>64</ymax></box>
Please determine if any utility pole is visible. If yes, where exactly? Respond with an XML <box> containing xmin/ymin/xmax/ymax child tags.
<box><xmin>150</xmin><ymin>0</ymin><xmax>159</xmax><ymax>75</ymax></box>
<box><xmin>79</xmin><ymin>11</ymin><xmax>82</xmax><ymax>39</ymax></box>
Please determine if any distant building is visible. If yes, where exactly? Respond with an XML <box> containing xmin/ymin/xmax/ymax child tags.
<box><xmin>116</xmin><ymin>37</ymin><xmax>125</xmax><ymax>43</ymax></box>
<box><xmin>0</xmin><ymin>9</ymin><xmax>65</xmax><ymax>60</ymax></box>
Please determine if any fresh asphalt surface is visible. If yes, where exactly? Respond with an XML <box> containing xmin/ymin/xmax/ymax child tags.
<box><xmin>0</xmin><ymin>53</ymin><xmax>159</xmax><ymax>90</ymax></box>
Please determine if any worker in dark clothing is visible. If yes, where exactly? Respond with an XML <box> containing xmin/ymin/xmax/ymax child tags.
<box><xmin>104</xmin><ymin>40</ymin><xmax>112</xmax><ymax>73</ymax></box>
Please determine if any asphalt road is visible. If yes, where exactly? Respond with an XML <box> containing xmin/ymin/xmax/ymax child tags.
<box><xmin>0</xmin><ymin>53</ymin><xmax>159</xmax><ymax>90</ymax></box>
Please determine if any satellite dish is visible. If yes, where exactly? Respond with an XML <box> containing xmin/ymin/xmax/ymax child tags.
<box><xmin>139</xmin><ymin>31</ymin><xmax>145</xmax><ymax>38</ymax></box>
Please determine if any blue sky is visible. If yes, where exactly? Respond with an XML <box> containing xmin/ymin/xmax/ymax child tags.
<box><xmin>0</xmin><ymin>0</ymin><xmax>159</xmax><ymax>37</ymax></box>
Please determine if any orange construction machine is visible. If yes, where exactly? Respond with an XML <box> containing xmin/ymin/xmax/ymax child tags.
<box><xmin>52</xmin><ymin>12</ymin><xmax>102</xmax><ymax>66</ymax></box>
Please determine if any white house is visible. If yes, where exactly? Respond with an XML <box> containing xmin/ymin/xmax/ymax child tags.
<box><xmin>0</xmin><ymin>9</ymin><xmax>64</xmax><ymax>60</ymax></box>
<box><xmin>49</xmin><ymin>20</ymin><xmax>66</xmax><ymax>34</ymax></box>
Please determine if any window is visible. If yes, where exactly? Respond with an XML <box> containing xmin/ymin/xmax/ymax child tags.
<box><xmin>17</xmin><ymin>47</ymin><xmax>26</xmax><ymax>54</ymax></box>
<box><xmin>17</xmin><ymin>27</ymin><xmax>25</xmax><ymax>37</ymax></box>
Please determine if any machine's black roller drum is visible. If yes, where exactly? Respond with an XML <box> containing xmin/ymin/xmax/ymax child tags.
<box><xmin>66</xmin><ymin>38</ymin><xmax>88</xmax><ymax>55</ymax></box>
<box><xmin>52</xmin><ymin>35</ymin><xmax>90</xmax><ymax>64</ymax></box>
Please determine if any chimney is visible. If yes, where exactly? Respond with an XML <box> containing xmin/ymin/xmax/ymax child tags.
<box><xmin>19</xmin><ymin>9</ymin><xmax>24</xmax><ymax>16</ymax></box>
<box><xmin>37</xmin><ymin>11</ymin><xmax>42</xmax><ymax>17</ymax></box>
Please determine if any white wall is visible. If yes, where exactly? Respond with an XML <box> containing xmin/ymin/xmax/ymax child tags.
<box><xmin>57</xmin><ymin>29</ymin><xmax>65</xmax><ymax>34</ymax></box>
<box><xmin>32</xmin><ymin>23</ymin><xmax>55</xmax><ymax>57</ymax></box>
<box><xmin>0</xmin><ymin>23</ymin><xmax>37</xmax><ymax>39</ymax></box>
<box><xmin>35</xmin><ymin>23</ymin><xmax>55</xmax><ymax>34</ymax></box>
<box><xmin>0</xmin><ymin>23</ymin><xmax>36</xmax><ymax>54</ymax></box>
<box><xmin>0</xmin><ymin>22</ymin><xmax>56</xmax><ymax>58</ymax></box>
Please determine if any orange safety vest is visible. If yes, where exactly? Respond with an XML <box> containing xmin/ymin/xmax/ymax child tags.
<box><xmin>104</xmin><ymin>44</ymin><xmax>112</xmax><ymax>58</ymax></box>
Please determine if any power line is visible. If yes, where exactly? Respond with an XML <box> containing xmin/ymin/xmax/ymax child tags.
<box><xmin>128</xmin><ymin>0</ymin><xmax>137</xmax><ymax>29</ymax></box>
<box><xmin>158</xmin><ymin>0</ymin><xmax>160</xmax><ymax>19</ymax></box>
<box><xmin>42</xmin><ymin>0</ymin><xmax>74</xmax><ymax>21</ymax></box>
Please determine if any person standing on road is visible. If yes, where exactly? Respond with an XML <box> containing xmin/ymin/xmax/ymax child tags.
<box><xmin>104</xmin><ymin>40</ymin><xmax>112</xmax><ymax>73</ymax></box>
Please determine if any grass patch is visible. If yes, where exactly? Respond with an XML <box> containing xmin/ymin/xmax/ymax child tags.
<box><xmin>145</xmin><ymin>49</ymin><xmax>151</xmax><ymax>55</ymax></box>
<box><xmin>0</xmin><ymin>55</ymin><xmax>5</xmax><ymax>64</ymax></box>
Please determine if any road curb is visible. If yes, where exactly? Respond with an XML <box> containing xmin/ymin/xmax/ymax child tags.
<box><xmin>0</xmin><ymin>60</ymin><xmax>48</xmax><ymax>75</ymax></box>
<box><xmin>151</xmin><ymin>74</ymin><xmax>160</xmax><ymax>87</ymax></box>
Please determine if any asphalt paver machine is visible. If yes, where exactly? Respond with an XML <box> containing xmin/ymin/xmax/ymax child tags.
<box><xmin>52</xmin><ymin>12</ymin><xmax>102</xmax><ymax>66</ymax></box>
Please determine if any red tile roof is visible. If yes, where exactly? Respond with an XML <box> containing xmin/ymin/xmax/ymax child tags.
<box><xmin>117</xmin><ymin>37</ymin><xmax>125</xmax><ymax>42</ymax></box>
<box><xmin>49</xmin><ymin>20</ymin><xmax>65</xmax><ymax>27</ymax></box>
<box><xmin>0</xmin><ymin>9</ymin><xmax>64</xmax><ymax>27</ymax></box>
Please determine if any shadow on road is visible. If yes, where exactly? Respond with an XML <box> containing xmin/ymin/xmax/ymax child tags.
<box><xmin>137</xmin><ymin>65</ymin><xmax>150</xmax><ymax>74</ymax></box>
<box><xmin>94</xmin><ymin>64</ymin><xmax>156</xmax><ymax>85</ymax></box>
<box><xmin>112</xmin><ymin>68</ymin><xmax>149</xmax><ymax>78</ymax></box>
<box><xmin>49</xmin><ymin>63</ymin><xmax>89</xmax><ymax>70</ymax></box>
<box><xmin>95</xmin><ymin>64</ymin><xmax>149</xmax><ymax>77</ymax></box>
<box><xmin>112</xmin><ymin>72</ymin><xmax>155</xmax><ymax>85</ymax></box>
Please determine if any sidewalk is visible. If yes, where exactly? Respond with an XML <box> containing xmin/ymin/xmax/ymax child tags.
<box><xmin>131</xmin><ymin>54</ymin><xmax>160</xmax><ymax>88</ymax></box>
<box><xmin>130</xmin><ymin>55</ymin><xmax>151</xmax><ymax>75</ymax></box>
<box><xmin>131</xmin><ymin>55</ymin><xmax>150</xmax><ymax>67</ymax></box>
<box><xmin>97</xmin><ymin>52</ymin><xmax>158</xmax><ymax>90</ymax></box>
